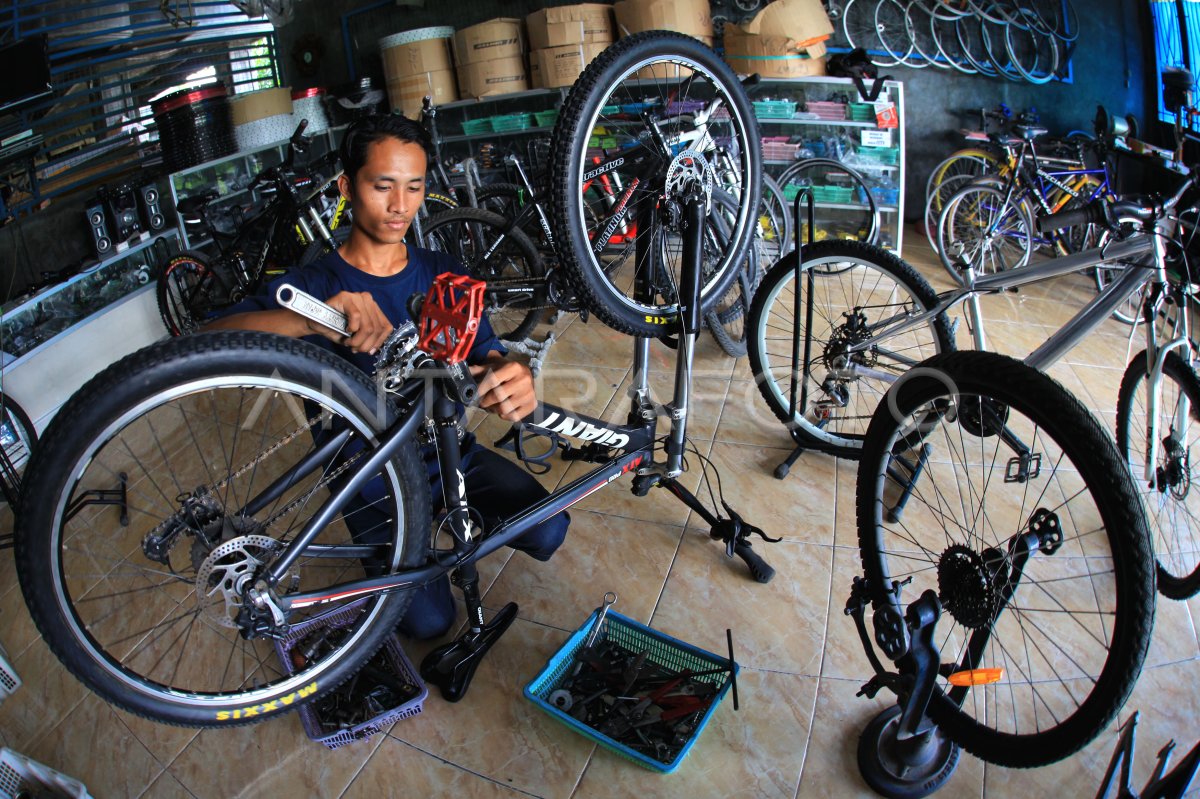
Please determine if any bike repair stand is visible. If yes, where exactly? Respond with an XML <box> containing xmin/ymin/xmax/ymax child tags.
<box><xmin>847</xmin><ymin>583</ymin><xmax>960</xmax><ymax>799</ymax></box>
<box><xmin>626</xmin><ymin>188</ymin><xmax>779</xmax><ymax>584</ymax></box>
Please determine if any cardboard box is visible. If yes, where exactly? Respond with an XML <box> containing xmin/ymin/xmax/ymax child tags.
<box><xmin>453</xmin><ymin>18</ymin><xmax>524</xmax><ymax>65</ymax></box>
<box><xmin>380</xmin><ymin>31</ymin><xmax>454</xmax><ymax>76</ymax></box>
<box><xmin>387</xmin><ymin>68</ymin><xmax>458</xmax><ymax>118</ymax></box>
<box><xmin>736</xmin><ymin>0</ymin><xmax>834</xmax><ymax>45</ymax></box>
<box><xmin>533</xmin><ymin>42</ymin><xmax>610</xmax><ymax>89</ymax></box>
<box><xmin>724</xmin><ymin>33</ymin><xmax>827</xmax><ymax>77</ymax></box>
<box><xmin>614</xmin><ymin>0</ymin><xmax>712</xmax><ymax>39</ymax></box>
<box><xmin>529</xmin><ymin>54</ymin><xmax>543</xmax><ymax>89</ymax></box>
<box><xmin>457</xmin><ymin>55</ymin><xmax>529</xmax><ymax>99</ymax></box>
<box><xmin>526</xmin><ymin>3</ymin><xmax>616</xmax><ymax>50</ymax></box>
<box><xmin>229</xmin><ymin>87</ymin><xmax>292</xmax><ymax>126</ymax></box>
<box><xmin>722</xmin><ymin>0</ymin><xmax>832</xmax><ymax>78</ymax></box>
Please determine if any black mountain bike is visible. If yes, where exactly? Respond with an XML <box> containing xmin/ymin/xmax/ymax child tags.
<box><xmin>156</xmin><ymin>121</ymin><xmax>343</xmax><ymax>336</ymax></box>
<box><xmin>14</xmin><ymin>31</ymin><xmax>766</xmax><ymax>726</ymax></box>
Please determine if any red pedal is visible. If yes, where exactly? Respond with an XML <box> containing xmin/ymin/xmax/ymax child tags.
<box><xmin>418</xmin><ymin>273</ymin><xmax>485</xmax><ymax>363</ymax></box>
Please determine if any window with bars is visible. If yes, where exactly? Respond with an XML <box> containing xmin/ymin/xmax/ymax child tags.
<box><xmin>1151</xmin><ymin>0</ymin><xmax>1200</xmax><ymax>122</ymax></box>
<box><xmin>0</xmin><ymin>1</ymin><xmax>280</xmax><ymax>217</ymax></box>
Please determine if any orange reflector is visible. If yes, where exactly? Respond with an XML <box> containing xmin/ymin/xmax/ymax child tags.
<box><xmin>948</xmin><ymin>668</ymin><xmax>1004</xmax><ymax>687</ymax></box>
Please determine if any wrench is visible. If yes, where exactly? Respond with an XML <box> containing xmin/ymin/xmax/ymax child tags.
<box><xmin>276</xmin><ymin>283</ymin><xmax>349</xmax><ymax>337</ymax></box>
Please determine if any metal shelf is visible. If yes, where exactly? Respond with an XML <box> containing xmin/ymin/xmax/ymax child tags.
<box><xmin>442</xmin><ymin>125</ymin><xmax>554</xmax><ymax>144</ymax></box>
<box><xmin>756</xmin><ymin>117</ymin><xmax>882</xmax><ymax>128</ymax></box>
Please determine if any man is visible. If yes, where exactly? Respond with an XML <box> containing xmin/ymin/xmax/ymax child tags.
<box><xmin>206</xmin><ymin>113</ymin><xmax>568</xmax><ymax>639</ymax></box>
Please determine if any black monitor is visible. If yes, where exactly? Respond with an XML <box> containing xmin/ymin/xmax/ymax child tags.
<box><xmin>0</xmin><ymin>35</ymin><xmax>53</xmax><ymax>113</ymax></box>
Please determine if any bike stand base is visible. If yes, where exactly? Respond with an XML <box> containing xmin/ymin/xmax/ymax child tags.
<box><xmin>857</xmin><ymin>705</ymin><xmax>960</xmax><ymax>799</ymax></box>
<box><xmin>420</xmin><ymin>601</ymin><xmax>518</xmax><ymax>703</ymax></box>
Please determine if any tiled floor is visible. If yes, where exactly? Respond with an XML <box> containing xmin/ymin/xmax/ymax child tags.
<box><xmin>2</xmin><ymin>225</ymin><xmax>1199</xmax><ymax>798</ymax></box>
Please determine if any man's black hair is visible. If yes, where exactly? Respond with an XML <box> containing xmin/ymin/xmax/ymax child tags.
<box><xmin>339</xmin><ymin>113</ymin><xmax>433</xmax><ymax>183</ymax></box>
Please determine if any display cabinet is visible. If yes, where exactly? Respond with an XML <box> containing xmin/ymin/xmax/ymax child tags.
<box><xmin>752</xmin><ymin>76</ymin><xmax>906</xmax><ymax>252</ymax></box>
<box><xmin>167</xmin><ymin>127</ymin><xmax>342</xmax><ymax>250</ymax></box>
<box><xmin>0</xmin><ymin>230</ymin><xmax>180</xmax><ymax>367</ymax></box>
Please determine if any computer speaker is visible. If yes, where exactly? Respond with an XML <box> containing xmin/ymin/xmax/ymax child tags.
<box><xmin>85</xmin><ymin>203</ymin><xmax>112</xmax><ymax>257</ymax></box>
<box><xmin>138</xmin><ymin>183</ymin><xmax>166</xmax><ymax>232</ymax></box>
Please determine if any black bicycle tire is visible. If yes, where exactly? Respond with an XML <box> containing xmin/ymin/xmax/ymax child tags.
<box><xmin>1116</xmin><ymin>349</ymin><xmax>1200</xmax><ymax>599</ymax></box>
<box><xmin>747</xmin><ymin>240</ymin><xmax>954</xmax><ymax>457</ymax></box>
<box><xmin>424</xmin><ymin>191</ymin><xmax>458</xmax><ymax>216</ymax></box>
<box><xmin>157</xmin><ymin>250</ymin><xmax>214</xmax><ymax>337</ymax></box>
<box><xmin>421</xmin><ymin>206</ymin><xmax>548</xmax><ymax>341</ymax></box>
<box><xmin>14</xmin><ymin>331</ymin><xmax>428</xmax><ymax>726</ymax></box>
<box><xmin>704</xmin><ymin>191</ymin><xmax>759</xmax><ymax>358</ymax></box>
<box><xmin>776</xmin><ymin>158</ymin><xmax>881</xmax><ymax>247</ymax></box>
<box><xmin>857</xmin><ymin>350</ymin><xmax>1154</xmax><ymax>768</ymax></box>
<box><xmin>761</xmin><ymin>173</ymin><xmax>793</xmax><ymax>257</ymax></box>
<box><xmin>549</xmin><ymin>31</ymin><xmax>761</xmax><ymax>338</ymax></box>
<box><xmin>0</xmin><ymin>391</ymin><xmax>37</xmax><ymax>506</ymax></box>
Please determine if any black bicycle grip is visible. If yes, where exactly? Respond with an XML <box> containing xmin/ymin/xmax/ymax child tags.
<box><xmin>734</xmin><ymin>541</ymin><xmax>775</xmax><ymax>584</ymax></box>
<box><xmin>1035</xmin><ymin>202</ymin><xmax>1107</xmax><ymax>233</ymax></box>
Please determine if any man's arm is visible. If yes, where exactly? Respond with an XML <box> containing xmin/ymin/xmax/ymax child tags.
<box><xmin>203</xmin><ymin>291</ymin><xmax>393</xmax><ymax>355</ymax></box>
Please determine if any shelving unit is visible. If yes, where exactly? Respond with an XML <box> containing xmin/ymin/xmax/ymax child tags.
<box><xmin>167</xmin><ymin>128</ymin><xmax>342</xmax><ymax>250</ymax></box>
<box><xmin>754</xmin><ymin>76</ymin><xmax>906</xmax><ymax>253</ymax></box>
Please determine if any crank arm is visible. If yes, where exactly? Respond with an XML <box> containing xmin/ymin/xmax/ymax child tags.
<box><xmin>276</xmin><ymin>284</ymin><xmax>349</xmax><ymax>337</ymax></box>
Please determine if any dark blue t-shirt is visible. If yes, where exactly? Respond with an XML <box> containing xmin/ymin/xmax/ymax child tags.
<box><xmin>223</xmin><ymin>245</ymin><xmax>505</xmax><ymax>373</ymax></box>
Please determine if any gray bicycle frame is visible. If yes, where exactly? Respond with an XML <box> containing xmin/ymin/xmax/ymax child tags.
<box><xmin>843</xmin><ymin>225</ymin><xmax>1193</xmax><ymax>479</ymax></box>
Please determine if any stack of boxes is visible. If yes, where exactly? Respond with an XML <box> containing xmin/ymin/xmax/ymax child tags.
<box><xmin>613</xmin><ymin>0</ymin><xmax>713</xmax><ymax>45</ymax></box>
<box><xmin>526</xmin><ymin>4</ymin><xmax>616</xmax><ymax>90</ymax></box>
<box><xmin>379</xmin><ymin>27</ymin><xmax>457</xmax><ymax>118</ymax></box>
<box><xmin>722</xmin><ymin>0</ymin><xmax>834</xmax><ymax>77</ymax></box>
<box><xmin>453</xmin><ymin>18</ymin><xmax>529</xmax><ymax>100</ymax></box>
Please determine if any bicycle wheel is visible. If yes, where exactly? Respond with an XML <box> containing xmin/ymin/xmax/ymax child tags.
<box><xmin>906</xmin><ymin>2</ymin><xmax>952</xmax><ymax>68</ymax></box>
<box><xmin>937</xmin><ymin>182</ymin><xmax>1035</xmax><ymax>284</ymax></box>
<box><xmin>157</xmin><ymin>250</ymin><xmax>217</xmax><ymax>337</ymax></box>
<box><xmin>747</xmin><ymin>240</ymin><xmax>955</xmax><ymax>457</ymax></box>
<box><xmin>777</xmin><ymin>159</ymin><xmax>880</xmax><ymax>246</ymax></box>
<box><xmin>422</xmin><ymin>206</ymin><xmax>548</xmax><ymax>341</ymax></box>
<box><xmin>15</xmin><ymin>331</ymin><xmax>428</xmax><ymax>726</ymax></box>
<box><xmin>705</xmin><ymin>191</ymin><xmax>761</xmax><ymax>358</ymax></box>
<box><xmin>550</xmin><ymin>31</ymin><xmax>761</xmax><ymax>337</ymax></box>
<box><xmin>760</xmin><ymin>173</ymin><xmax>792</xmax><ymax>259</ymax></box>
<box><xmin>1117</xmin><ymin>350</ymin><xmax>1200</xmax><ymax>599</ymax></box>
<box><xmin>875</xmin><ymin>0</ymin><xmax>920</xmax><ymax>67</ymax></box>
<box><xmin>0</xmin><ymin>391</ymin><xmax>37</xmax><ymax>506</ymax></box>
<box><xmin>857</xmin><ymin>350</ymin><xmax>1155</xmax><ymax>768</ymax></box>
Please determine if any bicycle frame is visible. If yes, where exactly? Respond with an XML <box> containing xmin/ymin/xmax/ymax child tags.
<box><xmin>251</xmin><ymin>195</ymin><xmax>717</xmax><ymax>627</ymax></box>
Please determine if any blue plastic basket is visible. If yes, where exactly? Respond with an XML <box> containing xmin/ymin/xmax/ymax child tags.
<box><xmin>524</xmin><ymin>610</ymin><xmax>738</xmax><ymax>773</ymax></box>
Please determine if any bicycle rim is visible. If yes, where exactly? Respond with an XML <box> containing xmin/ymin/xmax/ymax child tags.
<box><xmin>858</xmin><ymin>351</ymin><xmax>1154</xmax><ymax>767</ymax></box>
<box><xmin>15</xmin><ymin>333</ymin><xmax>425</xmax><ymax>724</ymax></box>
<box><xmin>776</xmin><ymin>159</ymin><xmax>880</xmax><ymax>246</ymax></box>
<box><xmin>938</xmin><ymin>183</ymin><xmax>1034</xmax><ymax>282</ymax></box>
<box><xmin>747</xmin><ymin>241</ymin><xmax>953</xmax><ymax>457</ymax></box>
<box><xmin>1117</xmin><ymin>350</ymin><xmax>1200</xmax><ymax>599</ymax></box>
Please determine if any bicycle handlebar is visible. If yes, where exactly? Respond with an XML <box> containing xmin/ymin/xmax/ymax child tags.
<box><xmin>1035</xmin><ymin>202</ymin><xmax>1109</xmax><ymax>233</ymax></box>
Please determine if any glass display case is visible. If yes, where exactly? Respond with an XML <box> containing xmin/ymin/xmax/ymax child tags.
<box><xmin>0</xmin><ymin>230</ymin><xmax>179</xmax><ymax>366</ymax></box>
<box><xmin>167</xmin><ymin>127</ymin><xmax>343</xmax><ymax>250</ymax></box>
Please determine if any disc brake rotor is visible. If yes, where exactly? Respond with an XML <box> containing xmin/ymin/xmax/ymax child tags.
<box><xmin>664</xmin><ymin>149</ymin><xmax>714</xmax><ymax>207</ymax></box>
<box><xmin>194</xmin><ymin>534</ymin><xmax>285</xmax><ymax>629</ymax></box>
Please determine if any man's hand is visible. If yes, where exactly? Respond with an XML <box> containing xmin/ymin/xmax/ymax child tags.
<box><xmin>318</xmin><ymin>291</ymin><xmax>391</xmax><ymax>355</ymax></box>
<box><xmin>471</xmin><ymin>357</ymin><xmax>536</xmax><ymax>421</ymax></box>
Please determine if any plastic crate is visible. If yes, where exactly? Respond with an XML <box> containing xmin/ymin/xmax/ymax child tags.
<box><xmin>811</xmin><ymin>185</ymin><xmax>855</xmax><ymax>204</ymax></box>
<box><xmin>762</xmin><ymin>141</ymin><xmax>803</xmax><ymax>161</ymax></box>
<box><xmin>601</xmin><ymin>104</ymin><xmax>621</xmax><ymax>115</ymax></box>
<box><xmin>525</xmin><ymin>609</ymin><xmax>738</xmax><ymax>774</ymax></box>
<box><xmin>274</xmin><ymin>602</ymin><xmax>427</xmax><ymax>749</ymax></box>
<box><xmin>805</xmin><ymin>100</ymin><xmax>847</xmax><ymax>120</ymax></box>
<box><xmin>461</xmin><ymin>118</ymin><xmax>493</xmax><ymax>136</ymax></box>
<box><xmin>620</xmin><ymin>101</ymin><xmax>657</xmax><ymax>115</ymax></box>
<box><xmin>533</xmin><ymin>109</ymin><xmax>558</xmax><ymax>128</ymax></box>
<box><xmin>847</xmin><ymin>102</ymin><xmax>876</xmax><ymax>122</ymax></box>
<box><xmin>0</xmin><ymin>749</ymin><xmax>91</xmax><ymax>799</ymax></box>
<box><xmin>0</xmin><ymin>643</ymin><xmax>20</xmax><ymax>703</ymax></box>
<box><xmin>856</xmin><ymin>146</ymin><xmax>900</xmax><ymax>165</ymax></box>
<box><xmin>752</xmin><ymin>100</ymin><xmax>797</xmax><ymax>119</ymax></box>
<box><xmin>588</xmin><ymin>135</ymin><xmax>620</xmax><ymax>149</ymax></box>
<box><xmin>666</xmin><ymin>100</ymin><xmax>705</xmax><ymax>116</ymax></box>
<box><xmin>870</xmin><ymin>186</ymin><xmax>901</xmax><ymax>206</ymax></box>
<box><xmin>491</xmin><ymin>113</ymin><xmax>533</xmax><ymax>133</ymax></box>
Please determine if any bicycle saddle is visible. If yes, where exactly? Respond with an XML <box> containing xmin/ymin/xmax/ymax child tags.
<box><xmin>1015</xmin><ymin>124</ymin><xmax>1048</xmax><ymax>141</ymax></box>
<box><xmin>176</xmin><ymin>191</ymin><xmax>220</xmax><ymax>225</ymax></box>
